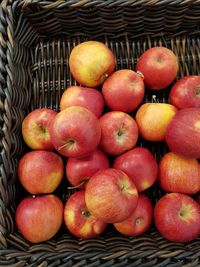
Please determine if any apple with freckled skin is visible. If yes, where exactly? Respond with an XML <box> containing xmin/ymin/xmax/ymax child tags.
<box><xmin>22</xmin><ymin>108</ymin><xmax>57</xmax><ymax>150</ymax></box>
<box><xmin>113</xmin><ymin>147</ymin><xmax>158</xmax><ymax>192</ymax></box>
<box><xmin>99</xmin><ymin>111</ymin><xmax>138</xmax><ymax>156</ymax></box>
<box><xmin>64</xmin><ymin>191</ymin><xmax>107</xmax><ymax>239</ymax></box>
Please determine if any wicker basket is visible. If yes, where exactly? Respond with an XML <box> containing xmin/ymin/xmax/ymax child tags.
<box><xmin>1</xmin><ymin>0</ymin><xmax>200</xmax><ymax>266</ymax></box>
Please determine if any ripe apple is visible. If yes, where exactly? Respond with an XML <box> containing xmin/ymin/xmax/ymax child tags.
<box><xmin>16</xmin><ymin>194</ymin><xmax>63</xmax><ymax>243</ymax></box>
<box><xmin>102</xmin><ymin>69</ymin><xmax>145</xmax><ymax>112</ymax></box>
<box><xmin>135</xmin><ymin>103</ymin><xmax>177</xmax><ymax>141</ymax></box>
<box><xmin>99</xmin><ymin>111</ymin><xmax>138</xmax><ymax>155</ymax></box>
<box><xmin>85</xmin><ymin>168</ymin><xmax>138</xmax><ymax>223</ymax></box>
<box><xmin>136</xmin><ymin>46</ymin><xmax>179</xmax><ymax>90</ymax></box>
<box><xmin>66</xmin><ymin>149</ymin><xmax>109</xmax><ymax>189</ymax></box>
<box><xmin>69</xmin><ymin>41</ymin><xmax>115</xmax><ymax>88</ymax></box>
<box><xmin>60</xmin><ymin>86</ymin><xmax>104</xmax><ymax>118</ymax></box>
<box><xmin>165</xmin><ymin>108</ymin><xmax>200</xmax><ymax>158</ymax></box>
<box><xmin>154</xmin><ymin>193</ymin><xmax>200</xmax><ymax>243</ymax></box>
<box><xmin>22</xmin><ymin>108</ymin><xmax>57</xmax><ymax>150</ymax></box>
<box><xmin>114</xmin><ymin>193</ymin><xmax>153</xmax><ymax>236</ymax></box>
<box><xmin>64</xmin><ymin>191</ymin><xmax>107</xmax><ymax>239</ymax></box>
<box><xmin>159</xmin><ymin>152</ymin><xmax>200</xmax><ymax>194</ymax></box>
<box><xmin>169</xmin><ymin>76</ymin><xmax>200</xmax><ymax>109</ymax></box>
<box><xmin>113</xmin><ymin>147</ymin><xmax>158</xmax><ymax>192</ymax></box>
<box><xmin>50</xmin><ymin>106</ymin><xmax>101</xmax><ymax>158</ymax></box>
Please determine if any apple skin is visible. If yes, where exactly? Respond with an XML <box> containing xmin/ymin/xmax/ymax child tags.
<box><xmin>69</xmin><ymin>41</ymin><xmax>115</xmax><ymax>88</ymax></box>
<box><xmin>114</xmin><ymin>193</ymin><xmax>153</xmax><ymax>236</ymax></box>
<box><xmin>135</xmin><ymin>103</ymin><xmax>177</xmax><ymax>141</ymax></box>
<box><xmin>50</xmin><ymin>106</ymin><xmax>101</xmax><ymax>158</ymax></box>
<box><xmin>136</xmin><ymin>46</ymin><xmax>179</xmax><ymax>90</ymax></box>
<box><xmin>85</xmin><ymin>168</ymin><xmax>138</xmax><ymax>224</ymax></box>
<box><xmin>154</xmin><ymin>193</ymin><xmax>200</xmax><ymax>243</ymax></box>
<box><xmin>99</xmin><ymin>111</ymin><xmax>138</xmax><ymax>155</ymax></box>
<box><xmin>66</xmin><ymin>149</ymin><xmax>109</xmax><ymax>188</ymax></box>
<box><xmin>169</xmin><ymin>76</ymin><xmax>200</xmax><ymax>109</ymax></box>
<box><xmin>165</xmin><ymin>108</ymin><xmax>200</xmax><ymax>158</ymax></box>
<box><xmin>60</xmin><ymin>86</ymin><xmax>104</xmax><ymax>118</ymax></box>
<box><xmin>64</xmin><ymin>191</ymin><xmax>107</xmax><ymax>239</ymax></box>
<box><xmin>159</xmin><ymin>152</ymin><xmax>200</xmax><ymax>195</ymax></box>
<box><xmin>22</xmin><ymin>108</ymin><xmax>57</xmax><ymax>150</ymax></box>
<box><xmin>102</xmin><ymin>69</ymin><xmax>145</xmax><ymax>113</ymax></box>
<box><xmin>15</xmin><ymin>194</ymin><xmax>63</xmax><ymax>243</ymax></box>
<box><xmin>113</xmin><ymin>147</ymin><xmax>158</xmax><ymax>192</ymax></box>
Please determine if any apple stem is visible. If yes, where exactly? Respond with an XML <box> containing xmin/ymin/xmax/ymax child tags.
<box><xmin>57</xmin><ymin>140</ymin><xmax>75</xmax><ymax>151</ymax></box>
<box><xmin>136</xmin><ymin>70</ymin><xmax>144</xmax><ymax>80</ymax></box>
<box><xmin>67</xmin><ymin>180</ymin><xmax>86</xmax><ymax>190</ymax></box>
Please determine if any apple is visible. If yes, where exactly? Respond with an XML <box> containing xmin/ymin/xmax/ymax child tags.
<box><xmin>136</xmin><ymin>46</ymin><xmax>179</xmax><ymax>90</ymax></box>
<box><xmin>64</xmin><ymin>191</ymin><xmax>107</xmax><ymax>239</ymax></box>
<box><xmin>99</xmin><ymin>111</ymin><xmax>138</xmax><ymax>155</ymax></box>
<box><xmin>15</xmin><ymin>194</ymin><xmax>63</xmax><ymax>243</ymax></box>
<box><xmin>135</xmin><ymin>103</ymin><xmax>177</xmax><ymax>141</ymax></box>
<box><xmin>165</xmin><ymin>108</ymin><xmax>200</xmax><ymax>158</ymax></box>
<box><xmin>50</xmin><ymin>106</ymin><xmax>101</xmax><ymax>158</ymax></box>
<box><xmin>114</xmin><ymin>193</ymin><xmax>153</xmax><ymax>236</ymax></box>
<box><xmin>18</xmin><ymin>150</ymin><xmax>64</xmax><ymax>194</ymax></box>
<box><xmin>69</xmin><ymin>41</ymin><xmax>115</xmax><ymax>88</ymax></box>
<box><xmin>113</xmin><ymin>147</ymin><xmax>158</xmax><ymax>192</ymax></box>
<box><xmin>66</xmin><ymin>149</ymin><xmax>109</xmax><ymax>189</ymax></box>
<box><xmin>154</xmin><ymin>193</ymin><xmax>200</xmax><ymax>243</ymax></box>
<box><xmin>159</xmin><ymin>152</ymin><xmax>200</xmax><ymax>195</ymax></box>
<box><xmin>60</xmin><ymin>86</ymin><xmax>104</xmax><ymax>118</ymax></box>
<box><xmin>85</xmin><ymin>168</ymin><xmax>138</xmax><ymax>223</ymax></box>
<box><xmin>22</xmin><ymin>108</ymin><xmax>57</xmax><ymax>150</ymax></box>
<box><xmin>169</xmin><ymin>76</ymin><xmax>200</xmax><ymax>109</ymax></box>
<box><xmin>102</xmin><ymin>69</ymin><xmax>145</xmax><ymax>112</ymax></box>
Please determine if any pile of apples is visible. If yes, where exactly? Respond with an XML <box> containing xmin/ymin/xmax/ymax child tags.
<box><xmin>15</xmin><ymin>41</ymin><xmax>200</xmax><ymax>244</ymax></box>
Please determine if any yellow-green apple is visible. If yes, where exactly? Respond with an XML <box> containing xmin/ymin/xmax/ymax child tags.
<box><xmin>15</xmin><ymin>194</ymin><xmax>63</xmax><ymax>243</ymax></box>
<box><xmin>50</xmin><ymin>106</ymin><xmax>101</xmax><ymax>158</ymax></box>
<box><xmin>113</xmin><ymin>147</ymin><xmax>158</xmax><ymax>192</ymax></box>
<box><xmin>66</xmin><ymin>149</ymin><xmax>109</xmax><ymax>189</ymax></box>
<box><xmin>114</xmin><ymin>193</ymin><xmax>153</xmax><ymax>236</ymax></box>
<box><xmin>154</xmin><ymin>193</ymin><xmax>200</xmax><ymax>243</ymax></box>
<box><xmin>136</xmin><ymin>46</ymin><xmax>179</xmax><ymax>90</ymax></box>
<box><xmin>102</xmin><ymin>69</ymin><xmax>145</xmax><ymax>112</ymax></box>
<box><xmin>165</xmin><ymin>108</ymin><xmax>200</xmax><ymax>158</ymax></box>
<box><xmin>18</xmin><ymin>151</ymin><xmax>64</xmax><ymax>194</ymax></box>
<box><xmin>99</xmin><ymin>111</ymin><xmax>138</xmax><ymax>155</ymax></box>
<box><xmin>22</xmin><ymin>108</ymin><xmax>57</xmax><ymax>150</ymax></box>
<box><xmin>169</xmin><ymin>76</ymin><xmax>200</xmax><ymax>109</ymax></box>
<box><xmin>60</xmin><ymin>86</ymin><xmax>104</xmax><ymax>118</ymax></box>
<box><xmin>159</xmin><ymin>152</ymin><xmax>200</xmax><ymax>194</ymax></box>
<box><xmin>64</xmin><ymin>191</ymin><xmax>107</xmax><ymax>239</ymax></box>
<box><xmin>135</xmin><ymin>103</ymin><xmax>177</xmax><ymax>141</ymax></box>
<box><xmin>69</xmin><ymin>41</ymin><xmax>115</xmax><ymax>88</ymax></box>
<box><xmin>85</xmin><ymin>168</ymin><xmax>138</xmax><ymax>223</ymax></box>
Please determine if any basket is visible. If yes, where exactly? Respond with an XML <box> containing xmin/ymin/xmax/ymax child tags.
<box><xmin>1</xmin><ymin>0</ymin><xmax>200</xmax><ymax>266</ymax></box>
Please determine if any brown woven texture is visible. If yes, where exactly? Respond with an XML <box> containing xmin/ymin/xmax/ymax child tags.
<box><xmin>1</xmin><ymin>0</ymin><xmax>200</xmax><ymax>266</ymax></box>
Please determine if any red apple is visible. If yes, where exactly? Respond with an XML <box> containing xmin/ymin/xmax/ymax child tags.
<box><xmin>154</xmin><ymin>193</ymin><xmax>200</xmax><ymax>243</ymax></box>
<box><xmin>169</xmin><ymin>76</ymin><xmax>200</xmax><ymax>109</ymax></box>
<box><xmin>66</xmin><ymin>149</ymin><xmax>109</xmax><ymax>188</ymax></box>
<box><xmin>159</xmin><ymin>152</ymin><xmax>200</xmax><ymax>194</ymax></box>
<box><xmin>165</xmin><ymin>108</ymin><xmax>200</xmax><ymax>158</ymax></box>
<box><xmin>64</xmin><ymin>191</ymin><xmax>107</xmax><ymax>239</ymax></box>
<box><xmin>50</xmin><ymin>106</ymin><xmax>101</xmax><ymax>158</ymax></box>
<box><xmin>102</xmin><ymin>69</ymin><xmax>145</xmax><ymax>112</ymax></box>
<box><xmin>22</xmin><ymin>108</ymin><xmax>57</xmax><ymax>150</ymax></box>
<box><xmin>113</xmin><ymin>147</ymin><xmax>158</xmax><ymax>192</ymax></box>
<box><xmin>69</xmin><ymin>41</ymin><xmax>115</xmax><ymax>88</ymax></box>
<box><xmin>135</xmin><ymin>103</ymin><xmax>177</xmax><ymax>141</ymax></box>
<box><xmin>99</xmin><ymin>111</ymin><xmax>138</xmax><ymax>155</ymax></box>
<box><xmin>16</xmin><ymin>194</ymin><xmax>63</xmax><ymax>243</ymax></box>
<box><xmin>136</xmin><ymin>46</ymin><xmax>179</xmax><ymax>90</ymax></box>
<box><xmin>114</xmin><ymin>193</ymin><xmax>153</xmax><ymax>236</ymax></box>
<box><xmin>85</xmin><ymin>168</ymin><xmax>138</xmax><ymax>223</ymax></box>
<box><xmin>60</xmin><ymin>86</ymin><xmax>104</xmax><ymax>118</ymax></box>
